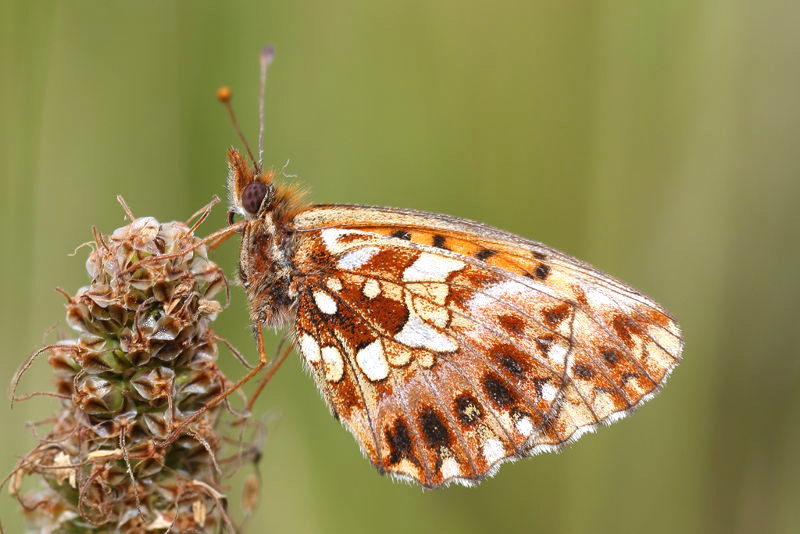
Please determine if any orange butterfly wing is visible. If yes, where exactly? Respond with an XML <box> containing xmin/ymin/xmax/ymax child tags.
<box><xmin>288</xmin><ymin>205</ymin><xmax>682</xmax><ymax>487</ymax></box>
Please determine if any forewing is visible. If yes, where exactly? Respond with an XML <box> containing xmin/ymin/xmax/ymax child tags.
<box><xmin>290</xmin><ymin>205</ymin><xmax>683</xmax><ymax>487</ymax></box>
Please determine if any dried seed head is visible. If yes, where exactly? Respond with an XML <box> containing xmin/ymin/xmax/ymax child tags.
<box><xmin>10</xmin><ymin>211</ymin><xmax>262</xmax><ymax>532</ymax></box>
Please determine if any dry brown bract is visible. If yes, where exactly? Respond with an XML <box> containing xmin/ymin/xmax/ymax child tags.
<box><xmin>8</xmin><ymin>200</ymin><xmax>261</xmax><ymax>533</ymax></box>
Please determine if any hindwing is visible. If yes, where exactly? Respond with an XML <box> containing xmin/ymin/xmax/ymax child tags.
<box><xmin>286</xmin><ymin>205</ymin><xmax>682</xmax><ymax>487</ymax></box>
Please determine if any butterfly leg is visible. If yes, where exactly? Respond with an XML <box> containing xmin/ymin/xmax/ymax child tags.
<box><xmin>157</xmin><ymin>325</ymin><xmax>270</xmax><ymax>447</ymax></box>
<box><xmin>245</xmin><ymin>338</ymin><xmax>292</xmax><ymax>412</ymax></box>
<box><xmin>206</xmin><ymin>220</ymin><xmax>244</xmax><ymax>251</ymax></box>
<box><xmin>185</xmin><ymin>196</ymin><xmax>222</xmax><ymax>232</ymax></box>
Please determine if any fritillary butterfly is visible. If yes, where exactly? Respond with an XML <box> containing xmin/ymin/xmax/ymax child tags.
<box><xmin>206</xmin><ymin>47</ymin><xmax>683</xmax><ymax>488</ymax></box>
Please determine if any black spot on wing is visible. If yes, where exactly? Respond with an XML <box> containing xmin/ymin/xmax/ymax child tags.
<box><xmin>536</xmin><ymin>335</ymin><xmax>555</xmax><ymax>354</ymax></box>
<box><xmin>483</xmin><ymin>374</ymin><xmax>515</xmax><ymax>406</ymax></box>
<box><xmin>475</xmin><ymin>248</ymin><xmax>497</xmax><ymax>261</ymax></box>
<box><xmin>499</xmin><ymin>354</ymin><xmax>525</xmax><ymax>377</ymax></box>
<box><xmin>573</xmin><ymin>363</ymin><xmax>595</xmax><ymax>379</ymax></box>
<box><xmin>454</xmin><ymin>394</ymin><xmax>483</xmax><ymax>426</ymax></box>
<box><xmin>602</xmin><ymin>349</ymin><xmax>620</xmax><ymax>365</ymax></box>
<box><xmin>543</xmin><ymin>303</ymin><xmax>571</xmax><ymax>327</ymax></box>
<box><xmin>621</xmin><ymin>372</ymin><xmax>639</xmax><ymax>385</ymax></box>
<box><xmin>492</xmin><ymin>344</ymin><xmax>527</xmax><ymax>378</ymax></box>
<box><xmin>386</xmin><ymin>418</ymin><xmax>416</xmax><ymax>465</ymax></box>
<box><xmin>419</xmin><ymin>408</ymin><xmax>452</xmax><ymax>448</ymax></box>
<box><xmin>534</xmin><ymin>264</ymin><xmax>550</xmax><ymax>280</ymax></box>
<box><xmin>532</xmin><ymin>377</ymin><xmax>550</xmax><ymax>398</ymax></box>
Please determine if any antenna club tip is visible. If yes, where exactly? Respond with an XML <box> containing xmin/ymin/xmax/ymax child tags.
<box><xmin>216</xmin><ymin>86</ymin><xmax>232</xmax><ymax>103</ymax></box>
<box><xmin>261</xmin><ymin>45</ymin><xmax>276</xmax><ymax>64</ymax></box>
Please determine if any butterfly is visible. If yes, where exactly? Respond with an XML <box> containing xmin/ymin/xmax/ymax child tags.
<box><xmin>200</xmin><ymin>47</ymin><xmax>683</xmax><ymax>488</ymax></box>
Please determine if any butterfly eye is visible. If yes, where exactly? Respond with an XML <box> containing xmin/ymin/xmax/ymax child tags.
<box><xmin>242</xmin><ymin>181</ymin><xmax>268</xmax><ymax>214</ymax></box>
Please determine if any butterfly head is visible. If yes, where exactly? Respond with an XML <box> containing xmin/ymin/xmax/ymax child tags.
<box><xmin>226</xmin><ymin>147</ymin><xmax>276</xmax><ymax>218</ymax></box>
<box><xmin>225</xmin><ymin>147</ymin><xmax>308</xmax><ymax>226</ymax></box>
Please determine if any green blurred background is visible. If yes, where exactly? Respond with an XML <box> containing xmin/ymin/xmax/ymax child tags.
<box><xmin>2</xmin><ymin>1</ymin><xmax>799</xmax><ymax>533</ymax></box>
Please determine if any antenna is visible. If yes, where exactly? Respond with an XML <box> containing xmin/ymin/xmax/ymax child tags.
<box><xmin>217</xmin><ymin>86</ymin><xmax>258</xmax><ymax>167</ymax></box>
<box><xmin>258</xmin><ymin>45</ymin><xmax>275</xmax><ymax>170</ymax></box>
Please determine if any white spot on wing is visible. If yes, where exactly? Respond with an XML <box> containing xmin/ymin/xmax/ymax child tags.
<box><xmin>395</xmin><ymin>314</ymin><xmax>457</xmax><ymax>353</ymax></box>
<box><xmin>363</xmin><ymin>279</ymin><xmax>381</xmax><ymax>299</ymax></box>
<box><xmin>321</xmin><ymin>346</ymin><xmax>344</xmax><ymax>382</ymax></box>
<box><xmin>440</xmin><ymin>457</ymin><xmax>461</xmax><ymax>479</ymax></box>
<box><xmin>387</xmin><ymin>345</ymin><xmax>412</xmax><ymax>366</ymax></box>
<box><xmin>515</xmin><ymin>416</ymin><xmax>534</xmax><ymax>437</ymax></box>
<box><xmin>467</xmin><ymin>281</ymin><xmax>522</xmax><ymax>310</ymax></box>
<box><xmin>355</xmin><ymin>339</ymin><xmax>389</xmax><ymax>381</ymax></box>
<box><xmin>541</xmin><ymin>382</ymin><xmax>558</xmax><ymax>402</ymax></box>
<box><xmin>403</xmin><ymin>253</ymin><xmax>465</xmax><ymax>282</ymax></box>
<box><xmin>584</xmin><ymin>286</ymin><xmax>618</xmax><ymax>309</ymax></box>
<box><xmin>320</xmin><ymin>228</ymin><xmax>376</xmax><ymax>255</ymax></box>
<box><xmin>321</xmin><ymin>228</ymin><xmax>355</xmax><ymax>253</ymax></box>
<box><xmin>325</xmin><ymin>277</ymin><xmax>342</xmax><ymax>292</ymax></box>
<box><xmin>298</xmin><ymin>333</ymin><xmax>321</xmax><ymax>363</ymax></box>
<box><xmin>313</xmin><ymin>291</ymin><xmax>338</xmax><ymax>315</ymax></box>
<box><xmin>482</xmin><ymin>439</ymin><xmax>505</xmax><ymax>463</ymax></box>
<box><xmin>468</xmin><ymin>279</ymin><xmax>560</xmax><ymax>311</ymax></box>
<box><xmin>338</xmin><ymin>246</ymin><xmax>380</xmax><ymax>270</ymax></box>
<box><xmin>413</xmin><ymin>296</ymin><xmax>450</xmax><ymax>328</ymax></box>
<box><xmin>547</xmin><ymin>341</ymin><xmax>568</xmax><ymax>366</ymax></box>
